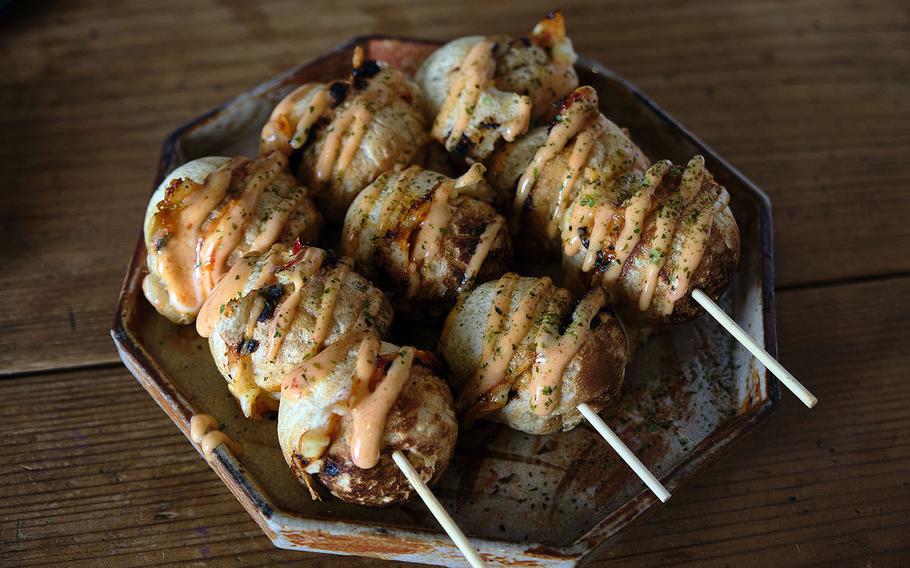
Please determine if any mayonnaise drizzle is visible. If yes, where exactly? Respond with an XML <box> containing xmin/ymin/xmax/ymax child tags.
<box><xmin>315</xmin><ymin>52</ymin><xmax>395</xmax><ymax>184</ymax></box>
<box><xmin>548</xmin><ymin>115</ymin><xmax>607</xmax><ymax>238</ymax></box>
<box><xmin>249</xmin><ymin>186</ymin><xmax>310</xmax><ymax>253</ymax></box>
<box><xmin>281</xmin><ymin>332</ymin><xmax>367</xmax><ymax>401</ymax></box>
<box><xmin>310</xmin><ymin>262</ymin><xmax>350</xmax><ymax>355</ymax></box>
<box><xmin>637</xmin><ymin>158</ymin><xmax>704</xmax><ymax>310</ymax></box>
<box><xmin>152</xmin><ymin>165</ymin><xmax>233</xmax><ymax>314</ymax></box>
<box><xmin>397</xmin><ymin>164</ymin><xmax>490</xmax><ymax>296</ymax></box>
<box><xmin>582</xmin><ymin>196</ymin><xmax>616</xmax><ymax>272</ymax></box>
<box><xmin>350</xmin><ymin>346</ymin><xmax>415</xmax><ymax>469</ymax></box>
<box><xmin>529</xmin><ymin>288</ymin><xmax>606</xmax><ymax>415</ymax></box>
<box><xmin>460</xmin><ymin>218</ymin><xmax>503</xmax><ymax>292</ymax></box>
<box><xmin>663</xmin><ymin>177</ymin><xmax>729</xmax><ymax>314</ymax></box>
<box><xmin>355</xmin><ymin>333</ymin><xmax>380</xmax><ymax>381</ymax></box>
<box><xmin>290</xmin><ymin>86</ymin><xmax>333</xmax><ymax>150</ymax></box>
<box><xmin>152</xmin><ymin>153</ymin><xmax>297</xmax><ymax>320</ymax></box>
<box><xmin>198</xmin><ymin>153</ymin><xmax>284</xmax><ymax>294</ymax></box>
<box><xmin>266</xmin><ymin>247</ymin><xmax>326</xmax><ymax>358</ymax></box>
<box><xmin>197</xmin><ymin>257</ymin><xmax>254</xmax><ymax>337</ymax></box>
<box><xmin>265</xmin><ymin>49</ymin><xmax>403</xmax><ymax>186</ymax></box>
<box><xmin>512</xmin><ymin>86</ymin><xmax>601</xmax><ymax>235</ymax></box>
<box><xmin>563</xmin><ymin>155</ymin><xmax>728</xmax><ymax>315</ymax></box>
<box><xmin>432</xmin><ymin>39</ymin><xmax>496</xmax><ymax>148</ymax></box>
<box><xmin>279</xmin><ymin>332</ymin><xmax>418</xmax><ymax>471</ymax></box>
<box><xmin>316</xmin><ymin>104</ymin><xmax>374</xmax><ymax>182</ymax></box>
<box><xmin>409</xmin><ymin>178</ymin><xmax>456</xmax><ymax>286</ymax></box>
<box><xmin>189</xmin><ymin>414</ymin><xmax>242</xmax><ymax>459</ymax></box>
<box><xmin>602</xmin><ymin>161</ymin><xmax>672</xmax><ymax>285</ymax></box>
<box><xmin>260</xmin><ymin>84</ymin><xmax>324</xmax><ymax>155</ymax></box>
<box><xmin>376</xmin><ymin>166</ymin><xmax>421</xmax><ymax>238</ymax></box>
<box><xmin>197</xmin><ymin>250</ymin><xmax>280</xmax><ymax>338</ymax></box>
<box><xmin>458</xmin><ymin>274</ymin><xmax>552</xmax><ymax>414</ymax></box>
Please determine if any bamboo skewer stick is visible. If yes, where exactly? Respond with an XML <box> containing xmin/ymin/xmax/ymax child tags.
<box><xmin>392</xmin><ymin>450</ymin><xmax>486</xmax><ymax>568</ymax></box>
<box><xmin>577</xmin><ymin>403</ymin><xmax>672</xmax><ymax>503</ymax></box>
<box><xmin>691</xmin><ymin>288</ymin><xmax>817</xmax><ymax>408</ymax></box>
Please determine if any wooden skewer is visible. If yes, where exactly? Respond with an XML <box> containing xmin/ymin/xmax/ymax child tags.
<box><xmin>392</xmin><ymin>450</ymin><xmax>486</xmax><ymax>568</ymax></box>
<box><xmin>691</xmin><ymin>288</ymin><xmax>817</xmax><ymax>408</ymax></box>
<box><xmin>577</xmin><ymin>403</ymin><xmax>672</xmax><ymax>503</ymax></box>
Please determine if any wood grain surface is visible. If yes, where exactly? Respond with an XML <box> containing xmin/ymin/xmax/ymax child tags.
<box><xmin>0</xmin><ymin>0</ymin><xmax>908</xmax><ymax>566</ymax></box>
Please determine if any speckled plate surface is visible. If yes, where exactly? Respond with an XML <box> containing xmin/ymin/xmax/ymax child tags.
<box><xmin>112</xmin><ymin>36</ymin><xmax>780</xmax><ymax>566</ymax></box>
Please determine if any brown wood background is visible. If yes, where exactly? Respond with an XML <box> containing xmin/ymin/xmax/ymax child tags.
<box><xmin>1</xmin><ymin>0</ymin><xmax>908</xmax><ymax>566</ymax></box>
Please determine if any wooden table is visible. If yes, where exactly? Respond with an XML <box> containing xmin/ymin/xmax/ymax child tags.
<box><xmin>1</xmin><ymin>1</ymin><xmax>908</xmax><ymax>566</ymax></box>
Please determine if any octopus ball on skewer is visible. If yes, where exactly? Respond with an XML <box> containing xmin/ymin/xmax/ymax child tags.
<box><xmin>487</xmin><ymin>85</ymin><xmax>649</xmax><ymax>259</ymax></box>
<box><xmin>196</xmin><ymin>242</ymin><xmax>393</xmax><ymax>419</ymax></box>
<box><xmin>561</xmin><ymin>155</ymin><xmax>741</xmax><ymax>326</ymax></box>
<box><xmin>260</xmin><ymin>48</ymin><xmax>429</xmax><ymax>222</ymax></box>
<box><xmin>143</xmin><ymin>152</ymin><xmax>322</xmax><ymax>324</ymax></box>
<box><xmin>342</xmin><ymin>164</ymin><xmax>512</xmax><ymax>318</ymax></box>
<box><xmin>438</xmin><ymin>273</ymin><xmax>628</xmax><ymax>435</ymax></box>
<box><xmin>415</xmin><ymin>11</ymin><xmax>579</xmax><ymax>162</ymax></box>
<box><xmin>278</xmin><ymin>332</ymin><xmax>457</xmax><ymax>506</ymax></box>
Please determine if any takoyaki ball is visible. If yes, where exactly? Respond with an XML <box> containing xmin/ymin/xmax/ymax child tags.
<box><xmin>261</xmin><ymin>49</ymin><xmax>429</xmax><ymax>221</ymax></box>
<box><xmin>415</xmin><ymin>12</ymin><xmax>578</xmax><ymax>162</ymax></box>
<box><xmin>487</xmin><ymin>86</ymin><xmax>649</xmax><ymax>259</ymax></box>
<box><xmin>439</xmin><ymin>274</ymin><xmax>628</xmax><ymax>435</ymax></box>
<box><xmin>278</xmin><ymin>335</ymin><xmax>457</xmax><ymax>506</ymax></box>
<box><xmin>342</xmin><ymin>164</ymin><xmax>512</xmax><ymax>319</ymax></box>
<box><xmin>196</xmin><ymin>243</ymin><xmax>392</xmax><ymax>418</ymax></box>
<box><xmin>561</xmin><ymin>156</ymin><xmax>741</xmax><ymax>326</ymax></box>
<box><xmin>143</xmin><ymin>152</ymin><xmax>321</xmax><ymax>324</ymax></box>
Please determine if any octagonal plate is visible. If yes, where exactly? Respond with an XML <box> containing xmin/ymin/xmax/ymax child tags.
<box><xmin>112</xmin><ymin>36</ymin><xmax>780</xmax><ymax>566</ymax></box>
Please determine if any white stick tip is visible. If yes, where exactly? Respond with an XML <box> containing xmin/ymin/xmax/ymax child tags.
<box><xmin>577</xmin><ymin>403</ymin><xmax>672</xmax><ymax>503</ymax></box>
<box><xmin>690</xmin><ymin>288</ymin><xmax>818</xmax><ymax>410</ymax></box>
<box><xmin>392</xmin><ymin>450</ymin><xmax>486</xmax><ymax>568</ymax></box>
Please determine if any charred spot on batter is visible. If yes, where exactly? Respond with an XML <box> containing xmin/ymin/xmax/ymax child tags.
<box><xmin>306</xmin><ymin>116</ymin><xmax>330</xmax><ymax>147</ymax></box>
<box><xmin>557</xmin><ymin>306</ymin><xmax>576</xmax><ymax>335</ymax></box>
<box><xmin>288</xmin><ymin>145</ymin><xmax>304</xmax><ymax>176</ymax></box>
<box><xmin>478</xmin><ymin>118</ymin><xmax>501</xmax><ymax>130</ymax></box>
<box><xmin>236</xmin><ymin>337</ymin><xmax>259</xmax><ymax>355</ymax></box>
<box><xmin>549</xmin><ymin>89</ymin><xmax>587</xmax><ymax>133</ymax></box>
<box><xmin>578</xmin><ymin>226</ymin><xmax>590</xmax><ymax>249</ymax></box>
<box><xmin>352</xmin><ymin>59</ymin><xmax>381</xmax><ymax>90</ymax></box>
<box><xmin>322</xmin><ymin>459</ymin><xmax>340</xmax><ymax>477</ymax></box>
<box><xmin>154</xmin><ymin>232</ymin><xmax>171</xmax><ymax>251</ymax></box>
<box><xmin>523</xmin><ymin>191</ymin><xmax>535</xmax><ymax>214</ymax></box>
<box><xmin>321</xmin><ymin>248</ymin><xmax>342</xmax><ymax>268</ymax></box>
<box><xmin>658</xmin><ymin>165</ymin><xmax>685</xmax><ymax>198</ymax></box>
<box><xmin>257</xmin><ymin>285</ymin><xmax>286</xmax><ymax>322</ymax></box>
<box><xmin>328</xmin><ymin>81</ymin><xmax>349</xmax><ymax>107</ymax></box>
<box><xmin>453</xmin><ymin>134</ymin><xmax>475</xmax><ymax>158</ymax></box>
<box><xmin>594</xmin><ymin>249</ymin><xmax>612</xmax><ymax>272</ymax></box>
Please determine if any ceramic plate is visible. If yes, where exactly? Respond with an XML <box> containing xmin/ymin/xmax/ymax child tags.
<box><xmin>112</xmin><ymin>36</ymin><xmax>780</xmax><ymax>566</ymax></box>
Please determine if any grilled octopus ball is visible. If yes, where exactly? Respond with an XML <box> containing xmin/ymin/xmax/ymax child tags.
<box><xmin>415</xmin><ymin>12</ymin><xmax>579</xmax><ymax>162</ymax></box>
<box><xmin>278</xmin><ymin>340</ymin><xmax>457</xmax><ymax>506</ymax></box>
<box><xmin>342</xmin><ymin>165</ymin><xmax>512</xmax><ymax>319</ymax></box>
<box><xmin>260</xmin><ymin>57</ymin><xmax>429</xmax><ymax>222</ymax></box>
<box><xmin>560</xmin><ymin>157</ymin><xmax>741</xmax><ymax>326</ymax></box>
<box><xmin>200</xmin><ymin>244</ymin><xmax>393</xmax><ymax>418</ymax></box>
<box><xmin>486</xmin><ymin>86</ymin><xmax>649</xmax><ymax>259</ymax></box>
<box><xmin>439</xmin><ymin>274</ymin><xmax>628</xmax><ymax>435</ymax></box>
<box><xmin>143</xmin><ymin>154</ymin><xmax>321</xmax><ymax>324</ymax></box>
